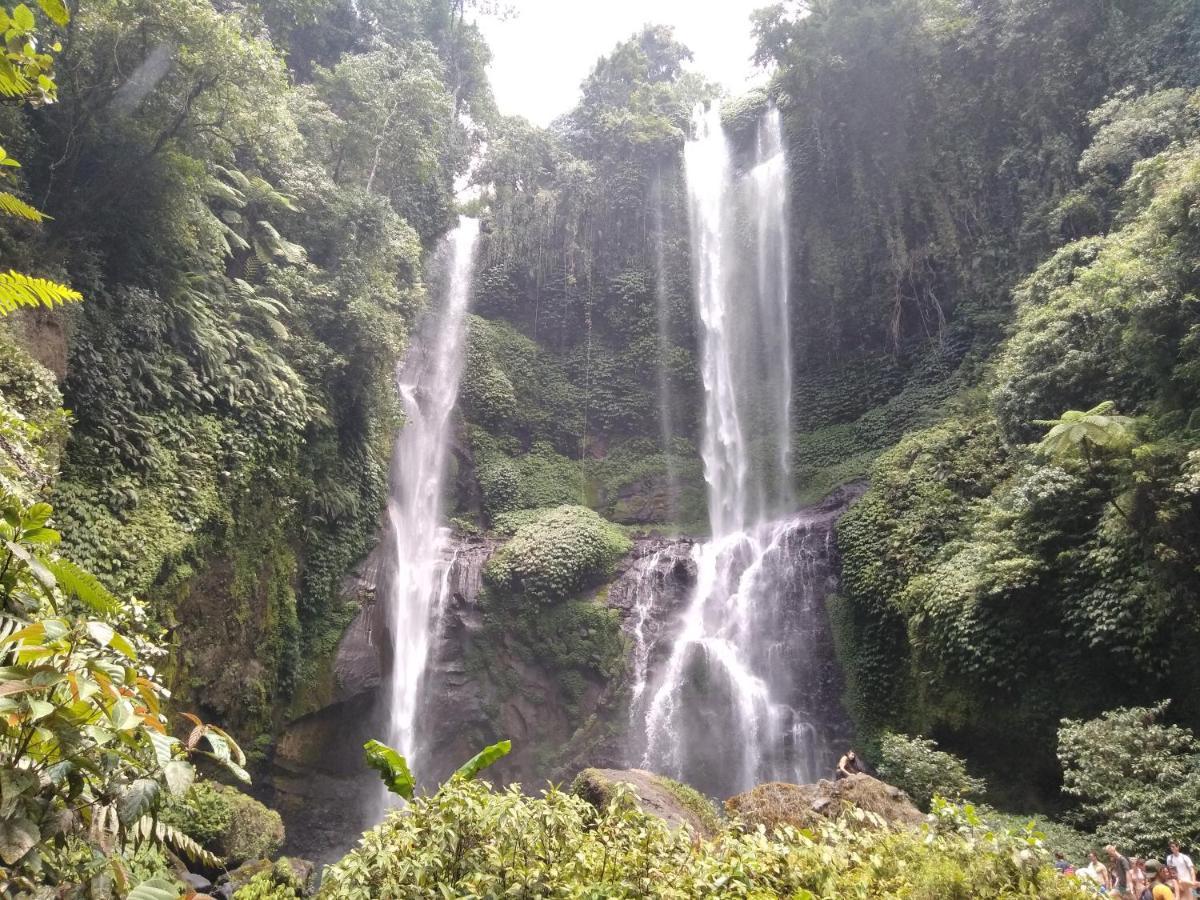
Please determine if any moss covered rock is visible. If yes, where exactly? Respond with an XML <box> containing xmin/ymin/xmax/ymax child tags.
<box><xmin>162</xmin><ymin>783</ymin><xmax>285</xmax><ymax>865</ymax></box>
<box><xmin>571</xmin><ymin>768</ymin><xmax>721</xmax><ymax>838</ymax></box>
<box><xmin>484</xmin><ymin>505</ymin><xmax>631</xmax><ymax>603</ymax></box>
<box><xmin>725</xmin><ymin>774</ymin><xmax>923</xmax><ymax>834</ymax></box>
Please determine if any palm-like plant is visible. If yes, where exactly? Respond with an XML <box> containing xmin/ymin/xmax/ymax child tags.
<box><xmin>1036</xmin><ymin>401</ymin><xmax>1137</xmax><ymax>522</ymax></box>
<box><xmin>1035</xmin><ymin>401</ymin><xmax>1135</xmax><ymax>458</ymax></box>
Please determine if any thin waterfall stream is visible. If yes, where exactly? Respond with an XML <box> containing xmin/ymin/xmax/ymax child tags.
<box><xmin>377</xmin><ymin>216</ymin><xmax>480</xmax><ymax>804</ymax></box>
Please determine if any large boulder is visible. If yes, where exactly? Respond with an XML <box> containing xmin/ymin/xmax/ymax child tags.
<box><xmin>725</xmin><ymin>773</ymin><xmax>923</xmax><ymax>833</ymax></box>
<box><xmin>571</xmin><ymin>768</ymin><xmax>721</xmax><ymax>838</ymax></box>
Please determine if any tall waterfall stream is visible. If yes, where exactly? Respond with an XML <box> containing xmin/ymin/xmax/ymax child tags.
<box><xmin>377</xmin><ymin>217</ymin><xmax>479</xmax><ymax>803</ymax></box>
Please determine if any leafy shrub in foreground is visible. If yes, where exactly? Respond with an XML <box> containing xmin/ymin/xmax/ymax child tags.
<box><xmin>318</xmin><ymin>779</ymin><xmax>1090</xmax><ymax>899</ymax></box>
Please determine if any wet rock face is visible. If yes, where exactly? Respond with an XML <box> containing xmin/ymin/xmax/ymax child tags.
<box><xmin>272</xmin><ymin>488</ymin><xmax>862</xmax><ymax>861</ymax></box>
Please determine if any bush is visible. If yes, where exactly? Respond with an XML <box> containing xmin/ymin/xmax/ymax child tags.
<box><xmin>1058</xmin><ymin>701</ymin><xmax>1200</xmax><ymax>853</ymax></box>
<box><xmin>878</xmin><ymin>732</ymin><xmax>988</xmax><ymax>809</ymax></box>
<box><xmin>484</xmin><ymin>505</ymin><xmax>631</xmax><ymax>603</ymax></box>
<box><xmin>317</xmin><ymin>778</ymin><xmax>1090</xmax><ymax>898</ymax></box>
<box><xmin>163</xmin><ymin>783</ymin><xmax>285</xmax><ymax>865</ymax></box>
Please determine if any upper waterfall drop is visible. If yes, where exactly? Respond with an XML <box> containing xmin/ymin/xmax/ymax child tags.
<box><xmin>639</xmin><ymin>102</ymin><xmax>832</xmax><ymax>797</ymax></box>
<box><xmin>378</xmin><ymin>216</ymin><xmax>480</xmax><ymax>794</ymax></box>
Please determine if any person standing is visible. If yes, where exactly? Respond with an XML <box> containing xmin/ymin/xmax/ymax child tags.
<box><xmin>1085</xmin><ymin>851</ymin><xmax>1112</xmax><ymax>891</ymax></box>
<box><xmin>1132</xmin><ymin>858</ymin><xmax>1149</xmax><ymax>899</ymax></box>
<box><xmin>1109</xmin><ymin>845</ymin><xmax>1133</xmax><ymax>898</ymax></box>
<box><xmin>1168</xmin><ymin>842</ymin><xmax>1196</xmax><ymax>900</ymax></box>
<box><xmin>1144</xmin><ymin>860</ymin><xmax>1176</xmax><ymax>900</ymax></box>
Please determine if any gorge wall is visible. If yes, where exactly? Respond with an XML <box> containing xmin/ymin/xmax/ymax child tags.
<box><xmin>2</xmin><ymin>0</ymin><xmax>1200</xmax><ymax>871</ymax></box>
<box><xmin>270</xmin><ymin>485</ymin><xmax>857</xmax><ymax>861</ymax></box>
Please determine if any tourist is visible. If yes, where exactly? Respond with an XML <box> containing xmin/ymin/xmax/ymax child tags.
<box><xmin>1144</xmin><ymin>860</ymin><xmax>1175</xmax><ymax>900</ymax></box>
<box><xmin>1084</xmin><ymin>851</ymin><xmax>1112</xmax><ymax>891</ymax></box>
<box><xmin>1133</xmin><ymin>858</ymin><xmax>1149</xmax><ymax>899</ymax></box>
<box><xmin>1056</xmin><ymin>852</ymin><xmax>1072</xmax><ymax>874</ymax></box>
<box><xmin>1168</xmin><ymin>842</ymin><xmax>1196</xmax><ymax>900</ymax></box>
<box><xmin>834</xmin><ymin>750</ymin><xmax>861</xmax><ymax>780</ymax></box>
<box><xmin>1109</xmin><ymin>844</ymin><xmax>1133</xmax><ymax>898</ymax></box>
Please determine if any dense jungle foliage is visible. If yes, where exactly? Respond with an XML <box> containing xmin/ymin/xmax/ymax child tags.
<box><xmin>2</xmin><ymin>0</ymin><xmax>1200</xmax><ymax>894</ymax></box>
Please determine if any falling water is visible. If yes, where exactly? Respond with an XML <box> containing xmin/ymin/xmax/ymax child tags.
<box><xmin>378</xmin><ymin>217</ymin><xmax>480</xmax><ymax>797</ymax></box>
<box><xmin>749</xmin><ymin>108</ymin><xmax>793</xmax><ymax>508</ymax></box>
<box><xmin>642</xmin><ymin>103</ymin><xmax>825</xmax><ymax>796</ymax></box>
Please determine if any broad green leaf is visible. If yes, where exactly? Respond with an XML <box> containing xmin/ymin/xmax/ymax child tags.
<box><xmin>116</xmin><ymin>778</ymin><xmax>160</xmax><ymax>825</ymax></box>
<box><xmin>11</xmin><ymin>4</ymin><xmax>35</xmax><ymax>32</ymax></box>
<box><xmin>110</xmin><ymin>698</ymin><xmax>138</xmax><ymax>731</ymax></box>
<box><xmin>452</xmin><ymin>739</ymin><xmax>512</xmax><ymax>782</ymax></box>
<box><xmin>36</xmin><ymin>0</ymin><xmax>69</xmax><ymax>27</ymax></box>
<box><xmin>127</xmin><ymin>876</ymin><xmax>183</xmax><ymax>900</ymax></box>
<box><xmin>85</xmin><ymin>620</ymin><xmax>114</xmax><ymax>648</ymax></box>
<box><xmin>162</xmin><ymin>760</ymin><xmax>194</xmax><ymax>797</ymax></box>
<box><xmin>147</xmin><ymin>730</ymin><xmax>179</xmax><ymax>767</ymax></box>
<box><xmin>364</xmin><ymin>739</ymin><xmax>414</xmax><ymax>799</ymax></box>
<box><xmin>0</xmin><ymin>817</ymin><xmax>38</xmax><ymax>864</ymax></box>
<box><xmin>25</xmin><ymin>697</ymin><xmax>53</xmax><ymax>720</ymax></box>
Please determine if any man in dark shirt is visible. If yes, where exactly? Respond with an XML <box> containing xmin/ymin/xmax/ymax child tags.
<box><xmin>1108</xmin><ymin>844</ymin><xmax>1133</xmax><ymax>899</ymax></box>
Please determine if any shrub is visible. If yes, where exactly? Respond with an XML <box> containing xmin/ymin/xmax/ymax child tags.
<box><xmin>163</xmin><ymin>783</ymin><xmax>285</xmax><ymax>865</ymax></box>
<box><xmin>1058</xmin><ymin>701</ymin><xmax>1200</xmax><ymax>853</ymax></box>
<box><xmin>878</xmin><ymin>732</ymin><xmax>988</xmax><ymax>809</ymax></box>
<box><xmin>484</xmin><ymin>505</ymin><xmax>631</xmax><ymax>603</ymax></box>
<box><xmin>317</xmin><ymin>778</ymin><xmax>1089</xmax><ymax>898</ymax></box>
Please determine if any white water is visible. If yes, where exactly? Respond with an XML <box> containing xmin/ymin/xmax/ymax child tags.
<box><xmin>379</xmin><ymin>217</ymin><xmax>479</xmax><ymax>796</ymax></box>
<box><xmin>642</xmin><ymin>103</ymin><xmax>819</xmax><ymax>796</ymax></box>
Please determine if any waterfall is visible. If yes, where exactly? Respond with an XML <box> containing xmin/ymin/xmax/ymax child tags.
<box><xmin>641</xmin><ymin>102</ymin><xmax>828</xmax><ymax>797</ymax></box>
<box><xmin>378</xmin><ymin>216</ymin><xmax>479</xmax><ymax>796</ymax></box>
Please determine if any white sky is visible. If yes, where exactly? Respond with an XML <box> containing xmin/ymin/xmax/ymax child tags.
<box><xmin>474</xmin><ymin>0</ymin><xmax>769</xmax><ymax>126</ymax></box>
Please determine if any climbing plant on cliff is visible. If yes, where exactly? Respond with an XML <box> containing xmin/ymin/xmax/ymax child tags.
<box><xmin>835</xmin><ymin>88</ymin><xmax>1200</xmax><ymax>799</ymax></box>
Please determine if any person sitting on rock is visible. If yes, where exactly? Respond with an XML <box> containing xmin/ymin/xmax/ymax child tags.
<box><xmin>835</xmin><ymin>750</ymin><xmax>861</xmax><ymax>780</ymax></box>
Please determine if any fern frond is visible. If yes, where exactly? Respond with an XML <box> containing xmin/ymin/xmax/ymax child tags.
<box><xmin>0</xmin><ymin>192</ymin><xmax>47</xmax><ymax>222</ymax></box>
<box><xmin>131</xmin><ymin>816</ymin><xmax>221</xmax><ymax>869</ymax></box>
<box><xmin>0</xmin><ymin>62</ymin><xmax>32</xmax><ymax>99</ymax></box>
<box><xmin>0</xmin><ymin>270</ymin><xmax>82</xmax><ymax>314</ymax></box>
<box><xmin>43</xmin><ymin>557</ymin><xmax>121</xmax><ymax>615</ymax></box>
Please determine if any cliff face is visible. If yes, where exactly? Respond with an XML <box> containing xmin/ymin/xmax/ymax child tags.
<box><xmin>271</xmin><ymin>489</ymin><xmax>859</xmax><ymax>861</ymax></box>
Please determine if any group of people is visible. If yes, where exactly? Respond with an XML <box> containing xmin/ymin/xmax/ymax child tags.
<box><xmin>1055</xmin><ymin>841</ymin><xmax>1197</xmax><ymax>899</ymax></box>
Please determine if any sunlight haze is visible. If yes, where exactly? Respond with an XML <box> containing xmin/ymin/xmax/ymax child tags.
<box><xmin>476</xmin><ymin>0</ymin><xmax>768</xmax><ymax>124</ymax></box>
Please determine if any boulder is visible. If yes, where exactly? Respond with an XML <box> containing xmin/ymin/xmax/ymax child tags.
<box><xmin>571</xmin><ymin>768</ymin><xmax>721</xmax><ymax>838</ymax></box>
<box><xmin>725</xmin><ymin>773</ymin><xmax>923</xmax><ymax>833</ymax></box>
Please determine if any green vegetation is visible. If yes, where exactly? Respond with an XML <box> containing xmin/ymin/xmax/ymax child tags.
<box><xmin>484</xmin><ymin>505</ymin><xmax>631</xmax><ymax>603</ymax></box>
<box><xmin>0</xmin><ymin>493</ymin><xmax>251</xmax><ymax>893</ymax></box>
<box><xmin>877</xmin><ymin>733</ymin><xmax>988</xmax><ymax>809</ymax></box>
<box><xmin>161</xmin><ymin>782</ymin><xmax>284</xmax><ymax>865</ymax></box>
<box><xmin>319</xmin><ymin>778</ymin><xmax>1089</xmax><ymax>898</ymax></box>
<box><xmin>835</xmin><ymin>89</ymin><xmax>1200</xmax><ymax>798</ymax></box>
<box><xmin>1058</xmin><ymin>701</ymin><xmax>1200</xmax><ymax>853</ymax></box>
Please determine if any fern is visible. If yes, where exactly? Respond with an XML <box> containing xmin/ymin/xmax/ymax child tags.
<box><xmin>0</xmin><ymin>270</ymin><xmax>82</xmax><ymax>315</ymax></box>
<box><xmin>129</xmin><ymin>816</ymin><xmax>221</xmax><ymax>869</ymax></box>
<box><xmin>43</xmin><ymin>557</ymin><xmax>121</xmax><ymax>615</ymax></box>
<box><xmin>0</xmin><ymin>192</ymin><xmax>47</xmax><ymax>222</ymax></box>
<box><xmin>0</xmin><ymin>66</ymin><xmax>32</xmax><ymax>99</ymax></box>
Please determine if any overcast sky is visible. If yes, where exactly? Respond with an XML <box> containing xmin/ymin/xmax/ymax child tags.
<box><xmin>474</xmin><ymin>0</ymin><xmax>770</xmax><ymax>126</ymax></box>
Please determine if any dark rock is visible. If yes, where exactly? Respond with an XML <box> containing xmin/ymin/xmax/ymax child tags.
<box><xmin>182</xmin><ymin>872</ymin><xmax>213</xmax><ymax>892</ymax></box>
